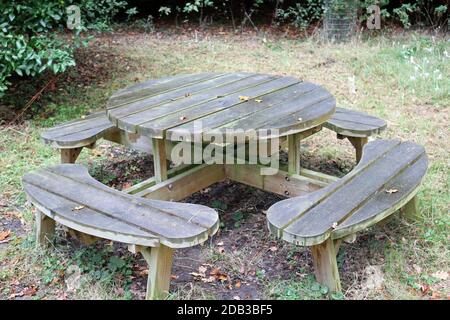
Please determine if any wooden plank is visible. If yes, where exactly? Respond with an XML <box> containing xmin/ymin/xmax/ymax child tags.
<box><xmin>347</xmin><ymin>136</ymin><xmax>368</xmax><ymax>163</ymax></box>
<box><xmin>284</xmin><ymin>141</ymin><xmax>425</xmax><ymax>242</ymax></box>
<box><xmin>287</xmin><ymin>133</ymin><xmax>301</xmax><ymax>174</ymax></box>
<box><xmin>117</xmin><ymin>74</ymin><xmax>275</xmax><ymax>133</ymax></box>
<box><xmin>167</xmin><ymin>82</ymin><xmax>318</xmax><ymax>141</ymax></box>
<box><xmin>224</xmin><ymin>164</ymin><xmax>323</xmax><ymax>197</ymax></box>
<box><xmin>332</xmin><ymin>153</ymin><xmax>427</xmax><ymax>239</ymax></box>
<box><xmin>151</xmin><ymin>138</ymin><xmax>168</xmax><ymax>183</ymax></box>
<box><xmin>140</xmin><ymin>76</ymin><xmax>301</xmax><ymax>138</ymax></box>
<box><xmin>218</xmin><ymin>89</ymin><xmax>334</xmax><ymax>138</ymax></box>
<box><xmin>35</xmin><ymin>210</ymin><xmax>55</xmax><ymax>247</ymax></box>
<box><xmin>107</xmin><ymin>73</ymin><xmax>250</xmax><ymax>121</ymax></box>
<box><xmin>41</xmin><ymin>112</ymin><xmax>116</xmax><ymax>149</ymax></box>
<box><xmin>61</xmin><ymin>148</ymin><xmax>83</xmax><ymax>164</ymax></box>
<box><xmin>125</xmin><ymin>164</ymin><xmax>196</xmax><ymax>195</ymax></box>
<box><xmin>324</xmin><ymin>107</ymin><xmax>387</xmax><ymax>137</ymax></box>
<box><xmin>267</xmin><ymin>140</ymin><xmax>427</xmax><ymax>246</ymax></box>
<box><xmin>22</xmin><ymin>165</ymin><xmax>219</xmax><ymax>248</ymax></box>
<box><xmin>311</xmin><ymin>238</ymin><xmax>341</xmax><ymax>292</ymax></box>
<box><xmin>108</xmin><ymin>73</ymin><xmax>219</xmax><ymax>105</ymax></box>
<box><xmin>403</xmin><ymin>196</ymin><xmax>419</xmax><ymax>220</ymax></box>
<box><xmin>141</xmin><ymin>245</ymin><xmax>174</xmax><ymax>300</ymax></box>
<box><xmin>26</xmin><ymin>184</ymin><xmax>161</xmax><ymax>246</ymax></box>
<box><xmin>252</xmin><ymin>98</ymin><xmax>335</xmax><ymax>138</ymax></box>
<box><xmin>137</xmin><ymin>164</ymin><xmax>225</xmax><ymax>201</ymax></box>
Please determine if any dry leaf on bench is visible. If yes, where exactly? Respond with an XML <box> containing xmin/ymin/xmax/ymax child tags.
<box><xmin>239</xmin><ymin>96</ymin><xmax>250</xmax><ymax>101</ymax></box>
<box><xmin>385</xmin><ymin>189</ymin><xmax>398</xmax><ymax>194</ymax></box>
<box><xmin>72</xmin><ymin>205</ymin><xmax>85</xmax><ymax>211</ymax></box>
<box><xmin>254</xmin><ymin>99</ymin><xmax>263</xmax><ymax>103</ymax></box>
<box><xmin>0</xmin><ymin>229</ymin><xmax>11</xmax><ymax>241</ymax></box>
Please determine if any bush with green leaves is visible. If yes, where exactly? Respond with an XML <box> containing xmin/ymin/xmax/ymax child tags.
<box><xmin>0</xmin><ymin>0</ymin><xmax>128</xmax><ymax>97</ymax></box>
<box><xmin>275</xmin><ymin>0</ymin><xmax>324</xmax><ymax>30</ymax></box>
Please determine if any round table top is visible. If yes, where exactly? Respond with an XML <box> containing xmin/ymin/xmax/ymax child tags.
<box><xmin>106</xmin><ymin>72</ymin><xmax>335</xmax><ymax>141</ymax></box>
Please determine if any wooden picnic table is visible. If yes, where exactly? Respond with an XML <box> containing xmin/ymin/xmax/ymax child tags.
<box><xmin>106</xmin><ymin>72</ymin><xmax>336</xmax><ymax>181</ymax></box>
<box><xmin>34</xmin><ymin>72</ymin><xmax>409</xmax><ymax>298</ymax></box>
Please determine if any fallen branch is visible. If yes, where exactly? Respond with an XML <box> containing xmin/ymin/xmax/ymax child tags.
<box><xmin>1</xmin><ymin>73</ymin><xmax>63</xmax><ymax>131</ymax></box>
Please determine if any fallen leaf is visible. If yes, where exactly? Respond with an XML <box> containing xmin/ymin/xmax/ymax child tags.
<box><xmin>170</xmin><ymin>275</ymin><xmax>179</xmax><ymax>280</ymax></box>
<box><xmin>179</xmin><ymin>116</ymin><xmax>187</xmax><ymax>121</ymax></box>
<box><xmin>432</xmin><ymin>270</ymin><xmax>449</xmax><ymax>281</ymax></box>
<box><xmin>72</xmin><ymin>205</ymin><xmax>85</xmax><ymax>211</ymax></box>
<box><xmin>184</xmin><ymin>93</ymin><xmax>192</xmax><ymax>97</ymax></box>
<box><xmin>239</xmin><ymin>95</ymin><xmax>250</xmax><ymax>101</ymax></box>
<box><xmin>218</xmin><ymin>274</ymin><xmax>228</xmax><ymax>282</ymax></box>
<box><xmin>254</xmin><ymin>99</ymin><xmax>263</xmax><ymax>103</ymax></box>
<box><xmin>269</xmin><ymin>246</ymin><xmax>278</xmax><ymax>252</ymax></box>
<box><xmin>385</xmin><ymin>189</ymin><xmax>398</xmax><ymax>194</ymax></box>
<box><xmin>122</xmin><ymin>182</ymin><xmax>132</xmax><ymax>190</ymax></box>
<box><xmin>216</xmin><ymin>241</ymin><xmax>224</xmax><ymax>246</ymax></box>
<box><xmin>91</xmin><ymin>149</ymin><xmax>102</xmax><ymax>157</ymax></box>
<box><xmin>210</xmin><ymin>268</ymin><xmax>221</xmax><ymax>276</ymax></box>
<box><xmin>235</xmin><ymin>280</ymin><xmax>242</xmax><ymax>288</ymax></box>
<box><xmin>189</xmin><ymin>272</ymin><xmax>203</xmax><ymax>278</ymax></box>
<box><xmin>0</xmin><ymin>229</ymin><xmax>11</xmax><ymax>241</ymax></box>
<box><xmin>201</xmin><ymin>276</ymin><xmax>215</xmax><ymax>283</ymax></box>
<box><xmin>332</xmin><ymin>222</ymin><xmax>338</xmax><ymax>229</ymax></box>
<box><xmin>233</xmin><ymin>295</ymin><xmax>241</xmax><ymax>300</ymax></box>
<box><xmin>21</xmin><ymin>286</ymin><xmax>38</xmax><ymax>297</ymax></box>
<box><xmin>198</xmin><ymin>265</ymin><xmax>207</xmax><ymax>276</ymax></box>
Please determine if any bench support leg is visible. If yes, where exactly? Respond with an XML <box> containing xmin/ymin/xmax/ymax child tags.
<box><xmin>35</xmin><ymin>211</ymin><xmax>55</xmax><ymax>247</ymax></box>
<box><xmin>347</xmin><ymin>137</ymin><xmax>368</xmax><ymax>163</ymax></box>
<box><xmin>311</xmin><ymin>238</ymin><xmax>341</xmax><ymax>293</ymax></box>
<box><xmin>141</xmin><ymin>245</ymin><xmax>174</xmax><ymax>300</ymax></box>
<box><xmin>151</xmin><ymin>138</ymin><xmax>168</xmax><ymax>183</ymax></box>
<box><xmin>288</xmin><ymin>133</ymin><xmax>301</xmax><ymax>174</ymax></box>
<box><xmin>403</xmin><ymin>196</ymin><xmax>419</xmax><ymax>220</ymax></box>
<box><xmin>61</xmin><ymin>147</ymin><xmax>83</xmax><ymax>164</ymax></box>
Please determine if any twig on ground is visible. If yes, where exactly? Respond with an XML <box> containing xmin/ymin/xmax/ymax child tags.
<box><xmin>0</xmin><ymin>73</ymin><xmax>62</xmax><ymax>132</ymax></box>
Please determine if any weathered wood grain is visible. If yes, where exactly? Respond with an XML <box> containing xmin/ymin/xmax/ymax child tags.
<box><xmin>324</xmin><ymin>107</ymin><xmax>387</xmax><ymax>138</ymax></box>
<box><xmin>23</xmin><ymin>164</ymin><xmax>219</xmax><ymax>248</ymax></box>
<box><xmin>106</xmin><ymin>73</ymin><xmax>334</xmax><ymax>141</ymax></box>
<box><xmin>267</xmin><ymin>140</ymin><xmax>428</xmax><ymax>246</ymax></box>
<box><xmin>41</xmin><ymin>112</ymin><xmax>116</xmax><ymax>149</ymax></box>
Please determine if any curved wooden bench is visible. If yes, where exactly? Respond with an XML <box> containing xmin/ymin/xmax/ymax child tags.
<box><xmin>41</xmin><ymin>112</ymin><xmax>117</xmax><ymax>163</ymax></box>
<box><xmin>324</xmin><ymin>107</ymin><xmax>387</xmax><ymax>162</ymax></box>
<box><xmin>23</xmin><ymin>164</ymin><xmax>219</xmax><ymax>299</ymax></box>
<box><xmin>267</xmin><ymin>139</ymin><xmax>427</xmax><ymax>292</ymax></box>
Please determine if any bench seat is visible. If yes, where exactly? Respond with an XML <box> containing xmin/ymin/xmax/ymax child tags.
<box><xmin>41</xmin><ymin>112</ymin><xmax>116</xmax><ymax>149</ymax></box>
<box><xmin>324</xmin><ymin>107</ymin><xmax>387</xmax><ymax>138</ymax></box>
<box><xmin>324</xmin><ymin>107</ymin><xmax>387</xmax><ymax>162</ymax></box>
<box><xmin>267</xmin><ymin>139</ymin><xmax>427</xmax><ymax>292</ymax></box>
<box><xmin>23</xmin><ymin>164</ymin><xmax>219</xmax><ymax>299</ymax></box>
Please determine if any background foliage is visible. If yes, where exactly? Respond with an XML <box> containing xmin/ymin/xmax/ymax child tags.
<box><xmin>0</xmin><ymin>0</ymin><xmax>447</xmax><ymax>98</ymax></box>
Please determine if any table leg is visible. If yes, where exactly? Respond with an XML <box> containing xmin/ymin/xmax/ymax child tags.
<box><xmin>288</xmin><ymin>133</ymin><xmax>301</xmax><ymax>174</ymax></box>
<box><xmin>151</xmin><ymin>138</ymin><xmax>168</xmax><ymax>183</ymax></box>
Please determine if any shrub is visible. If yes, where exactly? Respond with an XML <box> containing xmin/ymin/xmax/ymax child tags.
<box><xmin>0</xmin><ymin>0</ymin><xmax>128</xmax><ymax>97</ymax></box>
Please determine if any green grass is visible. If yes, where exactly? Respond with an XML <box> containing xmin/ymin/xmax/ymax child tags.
<box><xmin>0</xmin><ymin>30</ymin><xmax>448</xmax><ymax>300</ymax></box>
